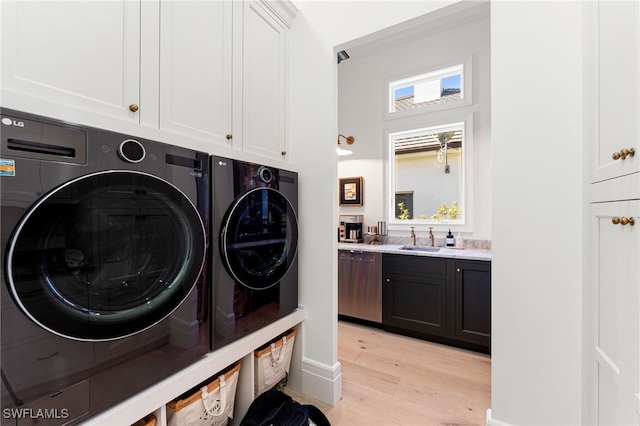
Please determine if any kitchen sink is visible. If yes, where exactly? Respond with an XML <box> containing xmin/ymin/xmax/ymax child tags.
<box><xmin>399</xmin><ymin>245</ymin><xmax>441</xmax><ymax>252</ymax></box>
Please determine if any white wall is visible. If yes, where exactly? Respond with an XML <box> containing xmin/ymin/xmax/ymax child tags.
<box><xmin>336</xmin><ymin>5</ymin><xmax>491</xmax><ymax>240</ymax></box>
<box><xmin>297</xmin><ymin>1</ymin><xmax>587</xmax><ymax>423</ymax></box>
<box><xmin>288</xmin><ymin>0</ymin><xmax>466</xmax><ymax>405</ymax></box>
<box><xmin>286</xmin><ymin>10</ymin><xmax>343</xmax><ymax>404</ymax></box>
<box><xmin>490</xmin><ymin>2</ymin><xmax>584</xmax><ymax>425</ymax></box>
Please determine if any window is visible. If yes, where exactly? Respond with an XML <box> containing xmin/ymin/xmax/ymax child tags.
<box><xmin>388</xmin><ymin>119</ymin><xmax>472</xmax><ymax>226</ymax></box>
<box><xmin>389</xmin><ymin>64</ymin><xmax>464</xmax><ymax>114</ymax></box>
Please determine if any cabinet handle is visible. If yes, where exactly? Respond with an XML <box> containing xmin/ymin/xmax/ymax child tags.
<box><xmin>129</xmin><ymin>104</ymin><xmax>139</xmax><ymax>112</ymax></box>
<box><xmin>281</xmin><ymin>151</ymin><xmax>287</xmax><ymax>156</ymax></box>
<box><xmin>612</xmin><ymin>216</ymin><xmax>635</xmax><ymax>226</ymax></box>
<box><xmin>386</xmin><ymin>278</ymin><xmax>390</xmax><ymax>283</ymax></box>
<box><xmin>226</xmin><ymin>134</ymin><xmax>233</xmax><ymax>140</ymax></box>
<box><xmin>612</xmin><ymin>147</ymin><xmax>635</xmax><ymax>160</ymax></box>
<box><xmin>456</xmin><ymin>268</ymin><xmax>461</xmax><ymax>272</ymax></box>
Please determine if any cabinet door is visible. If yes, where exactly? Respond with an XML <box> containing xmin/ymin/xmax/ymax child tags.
<box><xmin>589</xmin><ymin>201</ymin><xmax>640</xmax><ymax>425</ymax></box>
<box><xmin>453</xmin><ymin>261</ymin><xmax>491</xmax><ymax>349</ymax></box>
<box><xmin>1</xmin><ymin>1</ymin><xmax>141</xmax><ymax>123</ymax></box>
<box><xmin>239</xmin><ymin>1</ymin><xmax>288</xmax><ymax>161</ymax></box>
<box><xmin>586</xmin><ymin>1</ymin><xmax>640</xmax><ymax>183</ymax></box>
<box><xmin>383</xmin><ymin>254</ymin><xmax>449</xmax><ymax>336</ymax></box>
<box><xmin>383</xmin><ymin>272</ymin><xmax>448</xmax><ymax>337</ymax></box>
<box><xmin>158</xmin><ymin>1</ymin><xmax>233</xmax><ymax>147</ymax></box>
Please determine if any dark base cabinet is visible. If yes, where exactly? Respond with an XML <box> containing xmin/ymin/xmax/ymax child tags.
<box><xmin>454</xmin><ymin>260</ymin><xmax>491</xmax><ymax>349</ymax></box>
<box><xmin>382</xmin><ymin>253</ymin><xmax>491</xmax><ymax>354</ymax></box>
<box><xmin>383</xmin><ymin>255</ymin><xmax>449</xmax><ymax>337</ymax></box>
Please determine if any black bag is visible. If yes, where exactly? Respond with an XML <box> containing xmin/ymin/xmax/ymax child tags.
<box><xmin>240</xmin><ymin>389</ymin><xmax>331</xmax><ymax>426</ymax></box>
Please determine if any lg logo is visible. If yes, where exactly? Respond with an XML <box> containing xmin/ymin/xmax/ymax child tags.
<box><xmin>1</xmin><ymin>118</ymin><xmax>24</xmax><ymax>127</ymax></box>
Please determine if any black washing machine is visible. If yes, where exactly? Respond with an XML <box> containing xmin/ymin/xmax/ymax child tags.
<box><xmin>0</xmin><ymin>109</ymin><xmax>210</xmax><ymax>425</ymax></box>
<box><xmin>211</xmin><ymin>156</ymin><xmax>298</xmax><ymax>350</ymax></box>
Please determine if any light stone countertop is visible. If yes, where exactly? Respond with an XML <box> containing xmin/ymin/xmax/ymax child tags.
<box><xmin>337</xmin><ymin>242</ymin><xmax>492</xmax><ymax>261</ymax></box>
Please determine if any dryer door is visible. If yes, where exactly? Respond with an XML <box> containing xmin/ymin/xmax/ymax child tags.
<box><xmin>5</xmin><ymin>171</ymin><xmax>206</xmax><ymax>341</ymax></box>
<box><xmin>220</xmin><ymin>187</ymin><xmax>298</xmax><ymax>290</ymax></box>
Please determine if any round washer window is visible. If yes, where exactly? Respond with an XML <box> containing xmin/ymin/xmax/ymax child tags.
<box><xmin>6</xmin><ymin>171</ymin><xmax>206</xmax><ymax>341</ymax></box>
<box><xmin>220</xmin><ymin>187</ymin><xmax>298</xmax><ymax>290</ymax></box>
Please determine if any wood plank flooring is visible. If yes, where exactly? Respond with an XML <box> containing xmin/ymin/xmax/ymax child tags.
<box><xmin>285</xmin><ymin>321</ymin><xmax>491</xmax><ymax>425</ymax></box>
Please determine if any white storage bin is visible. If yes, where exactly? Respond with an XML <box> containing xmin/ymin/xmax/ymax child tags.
<box><xmin>254</xmin><ymin>329</ymin><xmax>296</xmax><ymax>395</ymax></box>
<box><xmin>166</xmin><ymin>363</ymin><xmax>241</xmax><ymax>426</ymax></box>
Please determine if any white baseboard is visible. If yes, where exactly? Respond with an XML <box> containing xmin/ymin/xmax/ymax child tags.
<box><xmin>486</xmin><ymin>409</ymin><xmax>514</xmax><ymax>426</ymax></box>
<box><xmin>300</xmin><ymin>357</ymin><xmax>342</xmax><ymax>406</ymax></box>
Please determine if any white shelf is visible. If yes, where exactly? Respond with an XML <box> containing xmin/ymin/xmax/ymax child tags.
<box><xmin>86</xmin><ymin>308</ymin><xmax>306</xmax><ymax>425</ymax></box>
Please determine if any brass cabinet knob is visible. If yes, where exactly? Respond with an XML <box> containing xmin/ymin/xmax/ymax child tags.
<box><xmin>621</xmin><ymin>216</ymin><xmax>635</xmax><ymax>226</ymax></box>
<box><xmin>129</xmin><ymin>104</ymin><xmax>139</xmax><ymax>112</ymax></box>
<box><xmin>456</xmin><ymin>268</ymin><xmax>461</xmax><ymax>272</ymax></box>
<box><xmin>386</xmin><ymin>278</ymin><xmax>390</xmax><ymax>283</ymax></box>
<box><xmin>620</xmin><ymin>148</ymin><xmax>631</xmax><ymax>159</ymax></box>
<box><xmin>612</xmin><ymin>147</ymin><xmax>636</xmax><ymax>160</ymax></box>
<box><xmin>226</xmin><ymin>134</ymin><xmax>233</xmax><ymax>140</ymax></box>
<box><xmin>612</xmin><ymin>216</ymin><xmax>635</xmax><ymax>226</ymax></box>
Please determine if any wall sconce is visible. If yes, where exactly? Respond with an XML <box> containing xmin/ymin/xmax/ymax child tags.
<box><xmin>337</xmin><ymin>134</ymin><xmax>355</xmax><ymax>156</ymax></box>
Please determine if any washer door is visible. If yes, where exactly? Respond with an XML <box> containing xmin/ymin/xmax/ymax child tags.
<box><xmin>220</xmin><ymin>187</ymin><xmax>298</xmax><ymax>290</ymax></box>
<box><xmin>6</xmin><ymin>171</ymin><xmax>206</xmax><ymax>341</ymax></box>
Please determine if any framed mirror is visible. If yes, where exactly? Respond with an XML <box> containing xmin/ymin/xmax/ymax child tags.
<box><xmin>388</xmin><ymin>117</ymin><xmax>472</xmax><ymax>227</ymax></box>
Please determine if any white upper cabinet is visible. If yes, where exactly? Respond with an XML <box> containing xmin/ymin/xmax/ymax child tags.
<box><xmin>1</xmin><ymin>1</ymin><xmax>142</xmax><ymax>123</ymax></box>
<box><xmin>238</xmin><ymin>0</ymin><xmax>289</xmax><ymax>160</ymax></box>
<box><xmin>158</xmin><ymin>1</ymin><xmax>233</xmax><ymax>147</ymax></box>
<box><xmin>587</xmin><ymin>0</ymin><xmax>640</xmax><ymax>183</ymax></box>
<box><xmin>1</xmin><ymin>0</ymin><xmax>296</xmax><ymax>161</ymax></box>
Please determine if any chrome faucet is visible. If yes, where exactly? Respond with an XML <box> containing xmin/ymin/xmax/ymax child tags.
<box><xmin>410</xmin><ymin>227</ymin><xmax>417</xmax><ymax>246</ymax></box>
<box><xmin>428</xmin><ymin>227</ymin><xmax>435</xmax><ymax>247</ymax></box>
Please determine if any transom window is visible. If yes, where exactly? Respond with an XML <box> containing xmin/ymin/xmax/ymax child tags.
<box><xmin>388</xmin><ymin>64</ymin><xmax>464</xmax><ymax>113</ymax></box>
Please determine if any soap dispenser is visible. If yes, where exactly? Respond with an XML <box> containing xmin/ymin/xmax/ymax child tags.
<box><xmin>446</xmin><ymin>229</ymin><xmax>455</xmax><ymax>247</ymax></box>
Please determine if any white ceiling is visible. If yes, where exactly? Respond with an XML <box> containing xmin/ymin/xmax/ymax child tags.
<box><xmin>291</xmin><ymin>0</ymin><xmax>462</xmax><ymax>52</ymax></box>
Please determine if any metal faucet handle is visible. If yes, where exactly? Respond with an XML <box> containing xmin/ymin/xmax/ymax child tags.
<box><xmin>410</xmin><ymin>227</ymin><xmax>417</xmax><ymax>245</ymax></box>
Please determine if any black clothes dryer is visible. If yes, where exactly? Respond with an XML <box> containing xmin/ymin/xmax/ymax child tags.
<box><xmin>211</xmin><ymin>156</ymin><xmax>298</xmax><ymax>350</ymax></box>
<box><xmin>0</xmin><ymin>109</ymin><xmax>210</xmax><ymax>425</ymax></box>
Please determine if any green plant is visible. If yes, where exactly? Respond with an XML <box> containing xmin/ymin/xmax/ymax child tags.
<box><xmin>430</xmin><ymin>201</ymin><xmax>462</xmax><ymax>221</ymax></box>
<box><xmin>396</xmin><ymin>201</ymin><xmax>411</xmax><ymax>220</ymax></box>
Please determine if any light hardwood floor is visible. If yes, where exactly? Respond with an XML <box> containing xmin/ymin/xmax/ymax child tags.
<box><xmin>286</xmin><ymin>321</ymin><xmax>491</xmax><ymax>426</ymax></box>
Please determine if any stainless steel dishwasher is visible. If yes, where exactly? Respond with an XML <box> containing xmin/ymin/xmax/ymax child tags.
<box><xmin>338</xmin><ymin>249</ymin><xmax>382</xmax><ymax>323</ymax></box>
